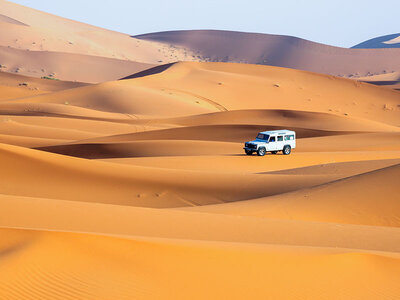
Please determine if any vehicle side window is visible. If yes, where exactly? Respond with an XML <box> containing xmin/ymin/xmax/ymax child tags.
<box><xmin>285</xmin><ymin>135</ymin><xmax>294</xmax><ymax>141</ymax></box>
<box><xmin>277</xmin><ymin>136</ymin><xmax>283</xmax><ymax>142</ymax></box>
<box><xmin>269</xmin><ymin>136</ymin><xmax>276</xmax><ymax>142</ymax></box>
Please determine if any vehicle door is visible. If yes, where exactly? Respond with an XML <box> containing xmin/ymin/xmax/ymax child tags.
<box><xmin>276</xmin><ymin>135</ymin><xmax>284</xmax><ymax>151</ymax></box>
<box><xmin>268</xmin><ymin>136</ymin><xmax>277</xmax><ymax>150</ymax></box>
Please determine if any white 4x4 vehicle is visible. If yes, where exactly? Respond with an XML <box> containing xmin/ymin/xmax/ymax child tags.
<box><xmin>244</xmin><ymin>130</ymin><xmax>296</xmax><ymax>156</ymax></box>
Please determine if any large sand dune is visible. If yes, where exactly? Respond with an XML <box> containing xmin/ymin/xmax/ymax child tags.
<box><xmin>0</xmin><ymin>0</ymin><xmax>194</xmax><ymax>63</ymax></box>
<box><xmin>0</xmin><ymin>58</ymin><xmax>399</xmax><ymax>298</ymax></box>
<box><xmin>0</xmin><ymin>45</ymin><xmax>156</xmax><ymax>83</ymax></box>
<box><xmin>136</xmin><ymin>30</ymin><xmax>400</xmax><ymax>78</ymax></box>
<box><xmin>0</xmin><ymin>0</ymin><xmax>207</xmax><ymax>82</ymax></box>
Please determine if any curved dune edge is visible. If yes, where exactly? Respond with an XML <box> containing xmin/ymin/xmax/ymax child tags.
<box><xmin>1</xmin><ymin>194</ymin><xmax>400</xmax><ymax>252</ymax></box>
<box><xmin>183</xmin><ymin>163</ymin><xmax>400</xmax><ymax>227</ymax></box>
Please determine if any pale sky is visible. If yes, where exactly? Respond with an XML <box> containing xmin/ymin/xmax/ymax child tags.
<box><xmin>11</xmin><ymin>0</ymin><xmax>400</xmax><ymax>48</ymax></box>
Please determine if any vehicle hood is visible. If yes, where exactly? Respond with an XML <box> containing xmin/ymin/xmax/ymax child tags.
<box><xmin>246</xmin><ymin>139</ymin><xmax>268</xmax><ymax>145</ymax></box>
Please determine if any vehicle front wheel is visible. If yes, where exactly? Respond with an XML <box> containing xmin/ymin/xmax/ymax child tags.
<box><xmin>245</xmin><ymin>150</ymin><xmax>253</xmax><ymax>155</ymax></box>
<box><xmin>257</xmin><ymin>147</ymin><xmax>266</xmax><ymax>156</ymax></box>
<box><xmin>283</xmin><ymin>145</ymin><xmax>291</xmax><ymax>155</ymax></box>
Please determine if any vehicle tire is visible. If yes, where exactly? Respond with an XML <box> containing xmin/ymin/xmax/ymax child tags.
<box><xmin>257</xmin><ymin>147</ymin><xmax>266</xmax><ymax>156</ymax></box>
<box><xmin>283</xmin><ymin>145</ymin><xmax>291</xmax><ymax>155</ymax></box>
<box><xmin>245</xmin><ymin>150</ymin><xmax>253</xmax><ymax>155</ymax></box>
<box><xmin>271</xmin><ymin>151</ymin><xmax>278</xmax><ymax>154</ymax></box>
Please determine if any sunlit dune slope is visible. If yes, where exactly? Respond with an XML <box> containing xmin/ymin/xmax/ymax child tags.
<box><xmin>119</xmin><ymin>62</ymin><xmax>400</xmax><ymax>125</ymax></box>
<box><xmin>0</xmin><ymin>45</ymin><xmax>156</xmax><ymax>83</ymax></box>
<box><xmin>1</xmin><ymin>61</ymin><xmax>399</xmax><ymax>124</ymax></box>
<box><xmin>1</xmin><ymin>227</ymin><xmax>400</xmax><ymax>300</ymax></box>
<box><xmin>0</xmin><ymin>0</ymin><xmax>195</xmax><ymax>63</ymax></box>
<box><xmin>0</xmin><ymin>1</ymin><xmax>209</xmax><ymax>82</ymax></box>
<box><xmin>0</xmin><ymin>70</ymin><xmax>88</xmax><ymax>92</ymax></box>
<box><xmin>0</xmin><ymin>71</ymin><xmax>88</xmax><ymax>101</ymax></box>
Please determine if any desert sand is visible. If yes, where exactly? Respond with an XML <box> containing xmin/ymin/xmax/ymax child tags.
<box><xmin>0</xmin><ymin>60</ymin><xmax>399</xmax><ymax>299</ymax></box>
<box><xmin>0</xmin><ymin>1</ymin><xmax>400</xmax><ymax>299</ymax></box>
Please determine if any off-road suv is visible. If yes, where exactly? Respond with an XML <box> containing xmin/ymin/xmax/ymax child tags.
<box><xmin>244</xmin><ymin>130</ymin><xmax>296</xmax><ymax>156</ymax></box>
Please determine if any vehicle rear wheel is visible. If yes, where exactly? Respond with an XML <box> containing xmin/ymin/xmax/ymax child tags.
<box><xmin>271</xmin><ymin>151</ymin><xmax>278</xmax><ymax>154</ymax></box>
<box><xmin>283</xmin><ymin>145</ymin><xmax>291</xmax><ymax>155</ymax></box>
<box><xmin>245</xmin><ymin>150</ymin><xmax>253</xmax><ymax>155</ymax></box>
<box><xmin>257</xmin><ymin>147</ymin><xmax>266</xmax><ymax>156</ymax></box>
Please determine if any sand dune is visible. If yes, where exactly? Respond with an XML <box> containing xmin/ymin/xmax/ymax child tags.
<box><xmin>0</xmin><ymin>142</ymin><xmax>341</xmax><ymax>208</ymax></box>
<box><xmin>2</xmin><ymin>61</ymin><xmax>399</xmax><ymax>123</ymax></box>
<box><xmin>1</xmin><ymin>227</ymin><xmax>400</xmax><ymax>300</ymax></box>
<box><xmin>352</xmin><ymin>33</ymin><xmax>400</xmax><ymax>49</ymax></box>
<box><xmin>0</xmin><ymin>65</ymin><xmax>87</xmax><ymax>100</ymax></box>
<box><xmin>0</xmin><ymin>0</ymin><xmax>209</xmax><ymax>83</ymax></box>
<box><xmin>2</xmin><ymin>0</ymin><xmax>400</xmax><ymax>86</ymax></box>
<box><xmin>0</xmin><ymin>45</ymin><xmax>156</xmax><ymax>83</ymax></box>
<box><xmin>0</xmin><ymin>0</ymin><xmax>194</xmax><ymax>63</ymax></box>
<box><xmin>119</xmin><ymin>62</ymin><xmax>400</xmax><ymax>125</ymax></box>
<box><xmin>185</xmin><ymin>163</ymin><xmax>400</xmax><ymax>227</ymax></box>
<box><xmin>356</xmin><ymin>71</ymin><xmax>400</xmax><ymax>90</ymax></box>
<box><xmin>0</xmin><ymin>70</ymin><xmax>88</xmax><ymax>92</ymax></box>
<box><xmin>136</xmin><ymin>30</ymin><xmax>400</xmax><ymax>78</ymax></box>
<box><xmin>0</xmin><ymin>58</ymin><xmax>399</xmax><ymax>298</ymax></box>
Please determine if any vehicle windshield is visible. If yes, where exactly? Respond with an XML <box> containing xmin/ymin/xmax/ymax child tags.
<box><xmin>256</xmin><ymin>133</ymin><xmax>269</xmax><ymax>141</ymax></box>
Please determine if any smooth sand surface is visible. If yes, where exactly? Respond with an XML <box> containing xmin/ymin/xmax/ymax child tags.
<box><xmin>0</xmin><ymin>61</ymin><xmax>400</xmax><ymax>299</ymax></box>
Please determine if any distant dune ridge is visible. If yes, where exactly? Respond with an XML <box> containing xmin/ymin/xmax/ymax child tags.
<box><xmin>135</xmin><ymin>30</ymin><xmax>400</xmax><ymax>78</ymax></box>
<box><xmin>352</xmin><ymin>33</ymin><xmax>400</xmax><ymax>49</ymax></box>
<box><xmin>0</xmin><ymin>1</ymin><xmax>400</xmax><ymax>299</ymax></box>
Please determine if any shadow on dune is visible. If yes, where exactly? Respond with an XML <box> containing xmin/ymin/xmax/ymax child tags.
<box><xmin>362</xmin><ymin>80</ymin><xmax>400</xmax><ymax>86</ymax></box>
<box><xmin>119</xmin><ymin>63</ymin><xmax>175</xmax><ymax>80</ymax></box>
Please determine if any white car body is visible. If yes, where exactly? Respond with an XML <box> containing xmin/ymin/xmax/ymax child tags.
<box><xmin>243</xmin><ymin>130</ymin><xmax>296</xmax><ymax>156</ymax></box>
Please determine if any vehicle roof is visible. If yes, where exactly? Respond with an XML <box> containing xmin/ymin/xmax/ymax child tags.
<box><xmin>259</xmin><ymin>130</ymin><xmax>295</xmax><ymax>135</ymax></box>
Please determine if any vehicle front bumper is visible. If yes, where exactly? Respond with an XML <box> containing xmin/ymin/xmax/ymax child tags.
<box><xmin>243</xmin><ymin>146</ymin><xmax>257</xmax><ymax>151</ymax></box>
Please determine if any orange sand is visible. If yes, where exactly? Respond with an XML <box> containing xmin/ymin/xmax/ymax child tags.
<box><xmin>0</xmin><ymin>4</ymin><xmax>399</xmax><ymax>298</ymax></box>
